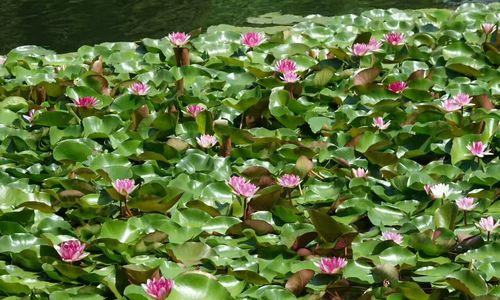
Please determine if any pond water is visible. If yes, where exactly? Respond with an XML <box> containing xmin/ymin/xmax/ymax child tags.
<box><xmin>0</xmin><ymin>0</ymin><xmax>495</xmax><ymax>53</ymax></box>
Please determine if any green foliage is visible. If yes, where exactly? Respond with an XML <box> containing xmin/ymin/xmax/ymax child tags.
<box><xmin>0</xmin><ymin>3</ymin><xmax>498</xmax><ymax>299</ymax></box>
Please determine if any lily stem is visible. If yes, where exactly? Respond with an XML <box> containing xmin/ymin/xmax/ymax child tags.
<box><xmin>242</xmin><ymin>196</ymin><xmax>247</xmax><ymax>220</ymax></box>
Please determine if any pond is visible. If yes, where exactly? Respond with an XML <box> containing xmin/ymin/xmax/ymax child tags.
<box><xmin>0</xmin><ymin>0</ymin><xmax>495</xmax><ymax>53</ymax></box>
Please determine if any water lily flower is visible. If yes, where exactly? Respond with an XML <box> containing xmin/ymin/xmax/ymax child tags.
<box><xmin>280</xmin><ymin>71</ymin><xmax>300</xmax><ymax>83</ymax></box>
<box><xmin>383</xmin><ymin>32</ymin><xmax>405</xmax><ymax>45</ymax></box>
<box><xmin>452</xmin><ymin>93</ymin><xmax>473</xmax><ymax>107</ymax></box>
<box><xmin>351</xmin><ymin>43</ymin><xmax>370</xmax><ymax>56</ymax></box>
<box><xmin>456</xmin><ymin>197</ymin><xmax>476</xmax><ymax>211</ymax></box>
<box><xmin>429</xmin><ymin>183</ymin><xmax>451</xmax><ymax>199</ymax></box>
<box><xmin>352</xmin><ymin>168</ymin><xmax>368</xmax><ymax>178</ymax></box>
<box><xmin>317</xmin><ymin>257</ymin><xmax>348</xmax><ymax>274</ymax></box>
<box><xmin>424</xmin><ymin>184</ymin><xmax>432</xmax><ymax>195</ymax></box>
<box><xmin>23</xmin><ymin>109</ymin><xmax>37</xmax><ymax>123</ymax></box>
<box><xmin>275</xmin><ymin>59</ymin><xmax>297</xmax><ymax>74</ymax></box>
<box><xmin>142</xmin><ymin>277</ymin><xmax>174</xmax><ymax>300</ymax></box>
<box><xmin>441</xmin><ymin>99</ymin><xmax>461</xmax><ymax>112</ymax></box>
<box><xmin>387</xmin><ymin>81</ymin><xmax>407</xmax><ymax>94</ymax></box>
<box><xmin>241</xmin><ymin>32</ymin><xmax>266</xmax><ymax>48</ymax></box>
<box><xmin>0</xmin><ymin>55</ymin><xmax>5</xmax><ymax>66</ymax></box>
<box><xmin>228</xmin><ymin>176</ymin><xmax>259</xmax><ymax>198</ymax></box>
<box><xmin>113</xmin><ymin>179</ymin><xmax>137</xmax><ymax>196</ymax></box>
<box><xmin>186</xmin><ymin>104</ymin><xmax>205</xmax><ymax>117</ymax></box>
<box><xmin>367</xmin><ymin>37</ymin><xmax>382</xmax><ymax>51</ymax></box>
<box><xmin>128</xmin><ymin>82</ymin><xmax>150</xmax><ymax>95</ymax></box>
<box><xmin>467</xmin><ymin>141</ymin><xmax>493</xmax><ymax>158</ymax></box>
<box><xmin>74</xmin><ymin>96</ymin><xmax>98</xmax><ymax>108</ymax></box>
<box><xmin>382</xmin><ymin>231</ymin><xmax>403</xmax><ymax>244</ymax></box>
<box><xmin>372</xmin><ymin>117</ymin><xmax>390</xmax><ymax>130</ymax></box>
<box><xmin>196</xmin><ymin>134</ymin><xmax>218</xmax><ymax>148</ymax></box>
<box><xmin>55</xmin><ymin>240</ymin><xmax>88</xmax><ymax>262</ymax></box>
<box><xmin>277</xmin><ymin>174</ymin><xmax>302</xmax><ymax>188</ymax></box>
<box><xmin>482</xmin><ymin>23</ymin><xmax>496</xmax><ymax>35</ymax></box>
<box><xmin>168</xmin><ymin>32</ymin><xmax>190</xmax><ymax>47</ymax></box>
<box><xmin>476</xmin><ymin>216</ymin><xmax>500</xmax><ymax>233</ymax></box>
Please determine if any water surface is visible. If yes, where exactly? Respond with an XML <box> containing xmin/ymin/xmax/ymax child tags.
<box><xmin>0</xmin><ymin>0</ymin><xmax>495</xmax><ymax>53</ymax></box>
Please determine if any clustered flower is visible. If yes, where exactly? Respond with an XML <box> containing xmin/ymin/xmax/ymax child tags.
<box><xmin>228</xmin><ymin>176</ymin><xmax>259</xmax><ymax>198</ymax></box>
<box><xmin>23</xmin><ymin>109</ymin><xmax>37</xmax><ymax>123</ymax></box>
<box><xmin>442</xmin><ymin>93</ymin><xmax>473</xmax><ymax>112</ymax></box>
<box><xmin>351</xmin><ymin>34</ymin><xmax>397</xmax><ymax>56</ymax></box>
<box><xmin>476</xmin><ymin>216</ymin><xmax>499</xmax><ymax>233</ymax></box>
<box><xmin>387</xmin><ymin>81</ymin><xmax>408</xmax><ymax>94</ymax></box>
<box><xmin>142</xmin><ymin>277</ymin><xmax>174</xmax><ymax>300</ymax></box>
<box><xmin>482</xmin><ymin>23</ymin><xmax>496</xmax><ymax>35</ymax></box>
<box><xmin>241</xmin><ymin>32</ymin><xmax>266</xmax><ymax>48</ymax></box>
<box><xmin>467</xmin><ymin>141</ymin><xmax>493</xmax><ymax>158</ymax></box>
<box><xmin>372</xmin><ymin>117</ymin><xmax>390</xmax><ymax>130</ymax></box>
<box><xmin>196</xmin><ymin>134</ymin><xmax>218</xmax><ymax>149</ymax></box>
<box><xmin>425</xmin><ymin>183</ymin><xmax>451</xmax><ymax>199</ymax></box>
<box><xmin>74</xmin><ymin>96</ymin><xmax>98</xmax><ymax>108</ymax></box>
<box><xmin>275</xmin><ymin>58</ymin><xmax>300</xmax><ymax>83</ymax></box>
<box><xmin>113</xmin><ymin>179</ymin><xmax>137</xmax><ymax>196</ymax></box>
<box><xmin>456</xmin><ymin>197</ymin><xmax>477</xmax><ymax>211</ymax></box>
<box><xmin>168</xmin><ymin>32</ymin><xmax>190</xmax><ymax>47</ymax></box>
<box><xmin>55</xmin><ymin>240</ymin><xmax>88</xmax><ymax>262</ymax></box>
<box><xmin>128</xmin><ymin>82</ymin><xmax>150</xmax><ymax>95</ymax></box>
<box><xmin>186</xmin><ymin>104</ymin><xmax>205</xmax><ymax>117</ymax></box>
<box><xmin>317</xmin><ymin>257</ymin><xmax>348</xmax><ymax>274</ymax></box>
<box><xmin>277</xmin><ymin>174</ymin><xmax>302</xmax><ymax>188</ymax></box>
<box><xmin>383</xmin><ymin>32</ymin><xmax>405</xmax><ymax>45</ymax></box>
<box><xmin>382</xmin><ymin>231</ymin><xmax>403</xmax><ymax>244</ymax></box>
<box><xmin>352</xmin><ymin>168</ymin><xmax>368</xmax><ymax>178</ymax></box>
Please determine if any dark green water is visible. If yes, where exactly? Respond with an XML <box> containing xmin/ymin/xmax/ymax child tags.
<box><xmin>0</xmin><ymin>0</ymin><xmax>495</xmax><ymax>53</ymax></box>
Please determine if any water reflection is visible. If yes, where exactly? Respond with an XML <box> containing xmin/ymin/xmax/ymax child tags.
<box><xmin>0</xmin><ymin>0</ymin><xmax>495</xmax><ymax>53</ymax></box>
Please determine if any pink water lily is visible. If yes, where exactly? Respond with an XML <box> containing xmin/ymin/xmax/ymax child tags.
<box><xmin>476</xmin><ymin>216</ymin><xmax>499</xmax><ymax>232</ymax></box>
<box><xmin>317</xmin><ymin>257</ymin><xmax>348</xmax><ymax>274</ymax></box>
<box><xmin>55</xmin><ymin>240</ymin><xmax>88</xmax><ymax>262</ymax></box>
<box><xmin>387</xmin><ymin>81</ymin><xmax>407</xmax><ymax>94</ymax></box>
<box><xmin>228</xmin><ymin>176</ymin><xmax>259</xmax><ymax>198</ymax></box>
<box><xmin>453</xmin><ymin>93</ymin><xmax>472</xmax><ymax>107</ymax></box>
<box><xmin>128</xmin><ymin>82</ymin><xmax>150</xmax><ymax>95</ymax></box>
<box><xmin>351</xmin><ymin>43</ymin><xmax>370</xmax><ymax>56</ymax></box>
<box><xmin>275</xmin><ymin>59</ymin><xmax>297</xmax><ymax>74</ymax></box>
<box><xmin>112</xmin><ymin>179</ymin><xmax>137</xmax><ymax>196</ymax></box>
<box><xmin>23</xmin><ymin>109</ymin><xmax>37</xmax><ymax>123</ymax></box>
<box><xmin>482</xmin><ymin>23</ymin><xmax>496</xmax><ymax>35</ymax></box>
<box><xmin>384</xmin><ymin>32</ymin><xmax>405</xmax><ymax>45</ymax></box>
<box><xmin>196</xmin><ymin>134</ymin><xmax>218</xmax><ymax>148</ymax></box>
<box><xmin>168</xmin><ymin>32</ymin><xmax>190</xmax><ymax>47</ymax></box>
<box><xmin>241</xmin><ymin>32</ymin><xmax>266</xmax><ymax>48</ymax></box>
<box><xmin>0</xmin><ymin>56</ymin><xmax>5</xmax><ymax>66</ymax></box>
<box><xmin>467</xmin><ymin>141</ymin><xmax>492</xmax><ymax>158</ymax></box>
<box><xmin>441</xmin><ymin>99</ymin><xmax>461</xmax><ymax>112</ymax></box>
<box><xmin>424</xmin><ymin>184</ymin><xmax>432</xmax><ymax>196</ymax></box>
<box><xmin>74</xmin><ymin>96</ymin><xmax>98</xmax><ymax>108</ymax></box>
<box><xmin>372</xmin><ymin>117</ymin><xmax>390</xmax><ymax>130</ymax></box>
<box><xmin>352</xmin><ymin>168</ymin><xmax>368</xmax><ymax>178</ymax></box>
<box><xmin>142</xmin><ymin>277</ymin><xmax>174</xmax><ymax>300</ymax></box>
<box><xmin>186</xmin><ymin>104</ymin><xmax>205</xmax><ymax>117</ymax></box>
<box><xmin>456</xmin><ymin>197</ymin><xmax>476</xmax><ymax>211</ymax></box>
<box><xmin>280</xmin><ymin>71</ymin><xmax>300</xmax><ymax>83</ymax></box>
<box><xmin>382</xmin><ymin>231</ymin><xmax>403</xmax><ymax>244</ymax></box>
<box><xmin>277</xmin><ymin>174</ymin><xmax>302</xmax><ymax>188</ymax></box>
<box><xmin>367</xmin><ymin>37</ymin><xmax>382</xmax><ymax>51</ymax></box>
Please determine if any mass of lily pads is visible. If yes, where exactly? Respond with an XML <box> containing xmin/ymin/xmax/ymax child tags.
<box><xmin>0</xmin><ymin>2</ymin><xmax>499</xmax><ymax>300</ymax></box>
